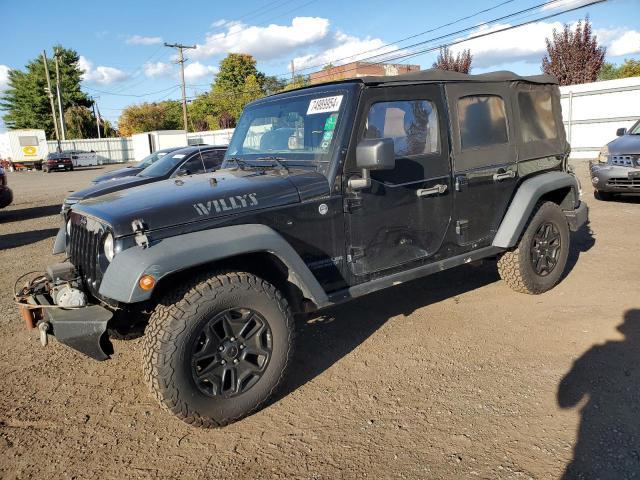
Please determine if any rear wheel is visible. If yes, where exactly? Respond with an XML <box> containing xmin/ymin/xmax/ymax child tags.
<box><xmin>497</xmin><ymin>202</ymin><xmax>570</xmax><ymax>294</ymax></box>
<box><xmin>143</xmin><ymin>271</ymin><xmax>294</xmax><ymax>427</ymax></box>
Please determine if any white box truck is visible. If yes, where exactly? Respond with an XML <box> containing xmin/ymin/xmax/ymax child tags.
<box><xmin>0</xmin><ymin>129</ymin><xmax>49</xmax><ymax>169</ymax></box>
<box><xmin>131</xmin><ymin>130</ymin><xmax>187</xmax><ymax>161</ymax></box>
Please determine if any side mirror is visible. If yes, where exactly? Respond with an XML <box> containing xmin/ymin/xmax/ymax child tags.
<box><xmin>349</xmin><ymin>138</ymin><xmax>395</xmax><ymax>190</ymax></box>
<box><xmin>356</xmin><ymin>138</ymin><xmax>395</xmax><ymax>170</ymax></box>
<box><xmin>616</xmin><ymin>127</ymin><xmax>627</xmax><ymax>136</ymax></box>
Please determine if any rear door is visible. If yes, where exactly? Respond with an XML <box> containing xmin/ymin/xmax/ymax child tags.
<box><xmin>345</xmin><ymin>84</ymin><xmax>452</xmax><ymax>277</ymax></box>
<box><xmin>445</xmin><ymin>83</ymin><xmax>518</xmax><ymax>246</ymax></box>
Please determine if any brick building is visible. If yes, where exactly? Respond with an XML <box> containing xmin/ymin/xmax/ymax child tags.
<box><xmin>309</xmin><ymin>61</ymin><xmax>421</xmax><ymax>84</ymax></box>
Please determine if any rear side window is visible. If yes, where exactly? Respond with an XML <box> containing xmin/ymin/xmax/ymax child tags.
<box><xmin>363</xmin><ymin>100</ymin><xmax>439</xmax><ymax>156</ymax></box>
<box><xmin>518</xmin><ymin>90</ymin><xmax>558</xmax><ymax>142</ymax></box>
<box><xmin>457</xmin><ymin>95</ymin><xmax>508</xmax><ymax>150</ymax></box>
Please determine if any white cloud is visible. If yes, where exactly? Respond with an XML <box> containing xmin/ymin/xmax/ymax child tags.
<box><xmin>192</xmin><ymin>17</ymin><xmax>330</xmax><ymax>60</ymax></box>
<box><xmin>183</xmin><ymin>62</ymin><xmax>218</xmax><ymax>82</ymax></box>
<box><xmin>0</xmin><ymin>65</ymin><xmax>10</xmax><ymax>92</ymax></box>
<box><xmin>211</xmin><ymin>19</ymin><xmax>227</xmax><ymax>28</ymax></box>
<box><xmin>144</xmin><ymin>61</ymin><xmax>173</xmax><ymax>77</ymax></box>
<box><xmin>293</xmin><ymin>31</ymin><xmax>402</xmax><ymax>71</ymax></box>
<box><xmin>449</xmin><ymin>21</ymin><xmax>640</xmax><ymax>69</ymax></box>
<box><xmin>126</xmin><ymin>34</ymin><xmax>163</xmax><ymax>45</ymax></box>
<box><xmin>541</xmin><ymin>0</ymin><xmax>593</xmax><ymax>10</ymax></box>
<box><xmin>608</xmin><ymin>30</ymin><xmax>640</xmax><ymax>56</ymax></box>
<box><xmin>78</xmin><ymin>56</ymin><xmax>129</xmax><ymax>85</ymax></box>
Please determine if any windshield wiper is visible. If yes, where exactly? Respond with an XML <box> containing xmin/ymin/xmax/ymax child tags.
<box><xmin>255</xmin><ymin>156</ymin><xmax>290</xmax><ymax>172</ymax></box>
<box><xmin>226</xmin><ymin>156</ymin><xmax>251</xmax><ymax>170</ymax></box>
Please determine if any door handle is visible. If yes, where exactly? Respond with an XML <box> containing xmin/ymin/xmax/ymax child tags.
<box><xmin>417</xmin><ymin>184</ymin><xmax>448</xmax><ymax>197</ymax></box>
<box><xmin>493</xmin><ymin>171</ymin><xmax>516</xmax><ymax>181</ymax></box>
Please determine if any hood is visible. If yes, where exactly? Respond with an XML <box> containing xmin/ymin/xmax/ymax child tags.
<box><xmin>73</xmin><ymin>168</ymin><xmax>329</xmax><ymax>237</ymax></box>
<box><xmin>607</xmin><ymin>134</ymin><xmax>640</xmax><ymax>155</ymax></box>
<box><xmin>67</xmin><ymin>175</ymin><xmax>155</xmax><ymax>203</ymax></box>
<box><xmin>92</xmin><ymin>166</ymin><xmax>143</xmax><ymax>183</ymax></box>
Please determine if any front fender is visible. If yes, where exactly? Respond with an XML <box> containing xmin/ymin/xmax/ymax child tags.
<box><xmin>98</xmin><ymin>224</ymin><xmax>329</xmax><ymax>307</ymax></box>
<box><xmin>492</xmin><ymin>171</ymin><xmax>581</xmax><ymax>248</ymax></box>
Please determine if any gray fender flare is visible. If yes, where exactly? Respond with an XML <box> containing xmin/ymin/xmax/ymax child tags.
<box><xmin>98</xmin><ymin>224</ymin><xmax>329</xmax><ymax>307</ymax></box>
<box><xmin>492</xmin><ymin>171</ymin><xmax>580</xmax><ymax>248</ymax></box>
<box><xmin>52</xmin><ymin>225</ymin><xmax>66</xmax><ymax>255</ymax></box>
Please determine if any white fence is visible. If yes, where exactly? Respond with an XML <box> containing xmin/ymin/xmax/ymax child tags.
<box><xmin>46</xmin><ymin>128</ymin><xmax>235</xmax><ymax>164</ymax></box>
<box><xmin>560</xmin><ymin>76</ymin><xmax>640</xmax><ymax>160</ymax></box>
<box><xmin>47</xmin><ymin>137</ymin><xmax>134</xmax><ymax>164</ymax></box>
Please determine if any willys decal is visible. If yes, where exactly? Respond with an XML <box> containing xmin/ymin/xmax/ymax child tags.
<box><xmin>193</xmin><ymin>193</ymin><xmax>258</xmax><ymax>216</ymax></box>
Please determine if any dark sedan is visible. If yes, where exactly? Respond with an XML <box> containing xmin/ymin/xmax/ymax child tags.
<box><xmin>91</xmin><ymin>147</ymin><xmax>181</xmax><ymax>184</ymax></box>
<box><xmin>43</xmin><ymin>152</ymin><xmax>74</xmax><ymax>173</ymax></box>
<box><xmin>63</xmin><ymin>145</ymin><xmax>227</xmax><ymax>211</ymax></box>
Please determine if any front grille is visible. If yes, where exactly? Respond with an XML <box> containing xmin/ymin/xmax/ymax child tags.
<box><xmin>611</xmin><ymin>154</ymin><xmax>640</xmax><ymax>167</ymax></box>
<box><xmin>607</xmin><ymin>177</ymin><xmax>640</xmax><ymax>188</ymax></box>
<box><xmin>68</xmin><ymin>214</ymin><xmax>106</xmax><ymax>297</ymax></box>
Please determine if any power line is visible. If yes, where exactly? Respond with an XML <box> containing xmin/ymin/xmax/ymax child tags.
<box><xmin>303</xmin><ymin>0</ymin><xmax>608</xmax><ymax>84</ymax></box>
<box><xmin>83</xmin><ymin>84</ymin><xmax>181</xmax><ymax>97</ymax></box>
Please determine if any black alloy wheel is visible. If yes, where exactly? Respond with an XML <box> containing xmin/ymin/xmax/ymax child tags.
<box><xmin>530</xmin><ymin>221</ymin><xmax>561</xmax><ymax>276</ymax></box>
<box><xmin>191</xmin><ymin>307</ymin><xmax>272</xmax><ymax>398</ymax></box>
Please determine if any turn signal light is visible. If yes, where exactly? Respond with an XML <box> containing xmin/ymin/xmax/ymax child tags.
<box><xmin>139</xmin><ymin>275</ymin><xmax>156</xmax><ymax>291</ymax></box>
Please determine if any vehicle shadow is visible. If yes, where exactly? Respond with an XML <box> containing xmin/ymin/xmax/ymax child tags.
<box><xmin>271</xmin><ymin>261</ymin><xmax>500</xmax><ymax>405</ymax></box>
<box><xmin>563</xmin><ymin>220</ymin><xmax>596</xmax><ymax>280</ymax></box>
<box><xmin>606</xmin><ymin>194</ymin><xmax>640</xmax><ymax>204</ymax></box>
<box><xmin>558</xmin><ymin>308</ymin><xmax>640</xmax><ymax>479</ymax></box>
<box><xmin>0</xmin><ymin>228</ymin><xmax>58</xmax><ymax>250</ymax></box>
<box><xmin>0</xmin><ymin>204</ymin><xmax>61</xmax><ymax>223</ymax></box>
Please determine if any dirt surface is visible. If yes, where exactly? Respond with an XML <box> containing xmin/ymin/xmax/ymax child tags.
<box><xmin>0</xmin><ymin>164</ymin><xmax>639</xmax><ymax>479</ymax></box>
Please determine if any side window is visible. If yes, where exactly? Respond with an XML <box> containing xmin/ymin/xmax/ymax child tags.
<box><xmin>518</xmin><ymin>90</ymin><xmax>558</xmax><ymax>143</ymax></box>
<box><xmin>201</xmin><ymin>150</ymin><xmax>224</xmax><ymax>171</ymax></box>
<box><xmin>181</xmin><ymin>155</ymin><xmax>207</xmax><ymax>175</ymax></box>
<box><xmin>363</xmin><ymin>100</ymin><xmax>439</xmax><ymax>157</ymax></box>
<box><xmin>457</xmin><ymin>95</ymin><xmax>508</xmax><ymax>150</ymax></box>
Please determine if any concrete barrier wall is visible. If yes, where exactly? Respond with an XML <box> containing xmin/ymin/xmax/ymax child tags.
<box><xmin>560</xmin><ymin>77</ymin><xmax>640</xmax><ymax>160</ymax></box>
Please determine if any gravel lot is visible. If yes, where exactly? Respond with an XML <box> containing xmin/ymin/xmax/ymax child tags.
<box><xmin>0</xmin><ymin>163</ymin><xmax>639</xmax><ymax>479</ymax></box>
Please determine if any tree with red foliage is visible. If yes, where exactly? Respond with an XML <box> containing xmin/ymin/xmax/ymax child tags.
<box><xmin>432</xmin><ymin>46</ymin><xmax>473</xmax><ymax>74</ymax></box>
<box><xmin>542</xmin><ymin>17</ymin><xmax>606</xmax><ymax>85</ymax></box>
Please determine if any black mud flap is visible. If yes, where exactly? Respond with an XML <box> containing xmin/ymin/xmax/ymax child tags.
<box><xmin>46</xmin><ymin>305</ymin><xmax>114</xmax><ymax>361</ymax></box>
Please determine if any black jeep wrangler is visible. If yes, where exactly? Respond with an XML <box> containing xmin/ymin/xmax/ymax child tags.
<box><xmin>16</xmin><ymin>69</ymin><xmax>587</xmax><ymax>427</ymax></box>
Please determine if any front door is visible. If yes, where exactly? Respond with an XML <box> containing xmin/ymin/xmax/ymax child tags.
<box><xmin>345</xmin><ymin>85</ymin><xmax>452</xmax><ymax>277</ymax></box>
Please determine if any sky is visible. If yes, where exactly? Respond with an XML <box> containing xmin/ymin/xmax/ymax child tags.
<box><xmin>0</xmin><ymin>0</ymin><xmax>639</xmax><ymax>132</ymax></box>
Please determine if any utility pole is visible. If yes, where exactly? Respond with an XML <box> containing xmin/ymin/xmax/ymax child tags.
<box><xmin>164</xmin><ymin>42</ymin><xmax>196</xmax><ymax>132</ymax></box>
<box><xmin>91</xmin><ymin>97</ymin><xmax>101</xmax><ymax>139</ymax></box>
<box><xmin>53</xmin><ymin>48</ymin><xmax>66</xmax><ymax>141</ymax></box>
<box><xmin>42</xmin><ymin>50</ymin><xmax>61</xmax><ymax>150</ymax></box>
<box><xmin>291</xmin><ymin>59</ymin><xmax>295</xmax><ymax>81</ymax></box>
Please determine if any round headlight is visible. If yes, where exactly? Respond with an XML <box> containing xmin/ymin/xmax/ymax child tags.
<box><xmin>66</xmin><ymin>219</ymin><xmax>72</xmax><ymax>236</ymax></box>
<box><xmin>103</xmin><ymin>233</ymin><xmax>115</xmax><ymax>262</ymax></box>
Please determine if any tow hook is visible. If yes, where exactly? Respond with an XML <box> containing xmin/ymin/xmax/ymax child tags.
<box><xmin>38</xmin><ymin>321</ymin><xmax>51</xmax><ymax>346</ymax></box>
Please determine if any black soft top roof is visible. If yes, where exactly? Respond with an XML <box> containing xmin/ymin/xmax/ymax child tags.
<box><xmin>322</xmin><ymin>68</ymin><xmax>558</xmax><ymax>87</ymax></box>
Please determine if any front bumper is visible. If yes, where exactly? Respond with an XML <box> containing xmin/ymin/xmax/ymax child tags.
<box><xmin>19</xmin><ymin>295</ymin><xmax>113</xmax><ymax>361</ymax></box>
<box><xmin>590</xmin><ymin>162</ymin><xmax>640</xmax><ymax>193</ymax></box>
<box><xmin>564</xmin><ymin>200</ymin><xmax>588</xmax><ymax>232</ymax></box>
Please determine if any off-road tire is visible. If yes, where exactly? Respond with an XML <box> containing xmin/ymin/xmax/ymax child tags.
<box><xmin>143</xmin><ymin>271</ymin><xmax>294</xmax><ymax>428</ymax></box>
<box><xmin>594</xmin><ymin>190</ymin><xmax>613</xmax><ymax>201</ymax></box>
<box><xmin>497</xmin><ymin>202</ymin><xmax>570</xmax><ymax>294</ymax></box>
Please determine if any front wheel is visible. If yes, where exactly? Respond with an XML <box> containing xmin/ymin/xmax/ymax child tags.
<box><xmin>143</xmin><ymin>271</ymin><xmax>294</xmax><ymax>427</ymax></box>
<box><xmin>497</xmin><ymin>202</ymin><xmax>570</xmax><ymax>294</ymax></box>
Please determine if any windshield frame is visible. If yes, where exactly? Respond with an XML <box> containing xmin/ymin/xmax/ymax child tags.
<box><xmin>223</xmin><ymin>83</ymin><xmax>362</xmax><ymax>181</ymax></box>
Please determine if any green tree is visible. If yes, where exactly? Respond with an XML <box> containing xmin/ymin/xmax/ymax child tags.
<box><xmin>64</xmin><ymin>105</ymin><xmax>95</xmax><ymax>139</ymax></box>
<box><xmin>0</xmin><ymin>46</ymin><xmax>93</xmax><ymax>138</ymax></box>
<box><xmin>282</xmin><ymin>74</ymin><xmax>309</xmax><ymax>91</ymax></box>
<box><xmin>598</xmin><ymin>62</ymin><xmax>619</xmax><ymax>80</ymax></box>
<box><xmin>597</xmin><ymin>59</ymin><xmax>640</xmax><ymax>81</ymax></box>
<box><xmin>117</xmin><ymin>101</ymin><xmax>182</xmax><ymax>136</ymax></box>
<box><xmin>262</xmin><ymin>75</ymin><xmax>287</xmax><ymax>95</ymax></box>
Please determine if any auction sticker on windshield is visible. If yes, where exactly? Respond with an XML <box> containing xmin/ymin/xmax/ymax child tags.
<box><xmin>307</xmin><ymin>95</ymin><xmax>343</xmax><ymax>115</ymax></box>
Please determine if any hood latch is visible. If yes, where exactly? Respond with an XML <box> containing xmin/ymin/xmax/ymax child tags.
<box><xmin>131</xmin><ymin>219</ymin><xmax>150</xmax><ymax>248</ymax></box>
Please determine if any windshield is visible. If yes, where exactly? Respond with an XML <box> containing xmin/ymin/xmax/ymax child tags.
<box><xmin>224</xmin><ymin>89</ymin><xmax>349</xmax><ymax>175</ymax></box>
<box><xmin>137</xmin><ymin>150</ymin><xmax>170</xmax><ymax>169</ymax></box>
<box><xmin>629</xmin><ymin>121</ymin><xmax>640</xmax><ymax>135</ymax></box>
<box><xmin>138</xmin><ymin>151</ymin><xmax>189</xmax><ymax>177</ymax></box>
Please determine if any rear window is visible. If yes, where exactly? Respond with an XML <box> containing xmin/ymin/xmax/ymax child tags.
<box><xmin>457</xmin><ymin>95</ymin><xmax>508</xmax><ymax>150</ymax></box>
<box><xmin>518</xmin><ymin>90</ymin><xmax>558</xmax><ymax>142</ymax></box>
<box><xmin>18</xmin><ymin>136</ymin><xmax>38</xmax><ymax>146</ymax></box>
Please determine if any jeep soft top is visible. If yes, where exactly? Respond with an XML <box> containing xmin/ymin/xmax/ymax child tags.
<box><xmin>16</xmin><ymin>68</ymin><xmax>587</xmax><ymax>427</ymax></box>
